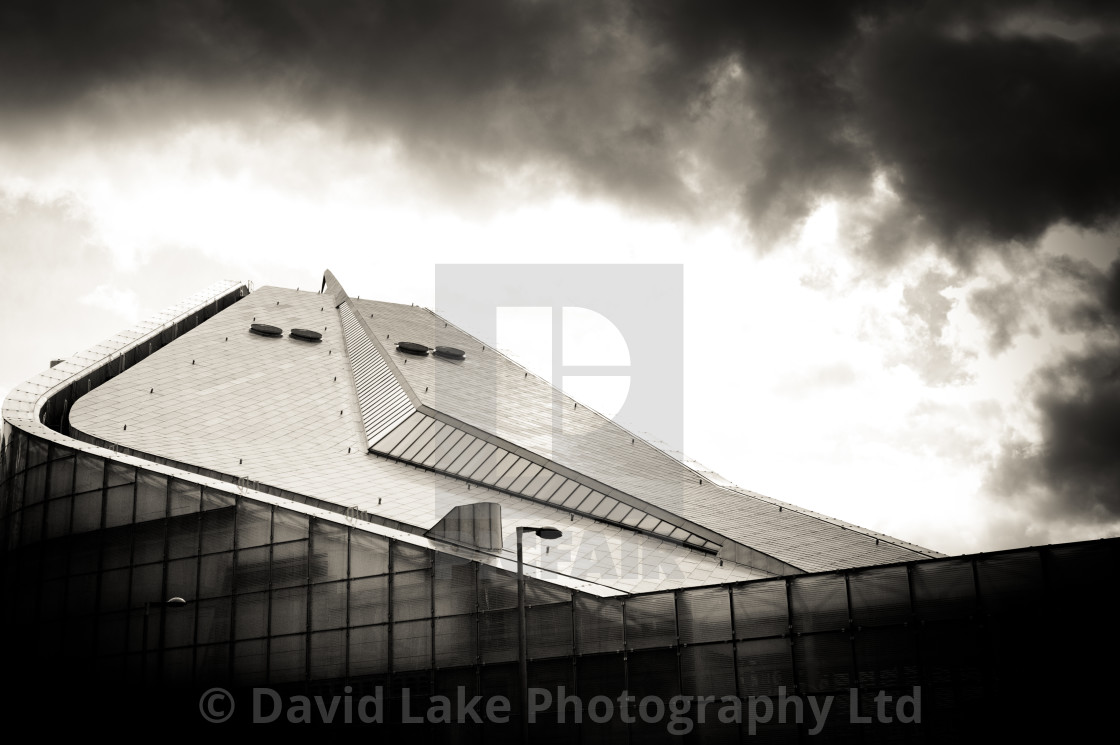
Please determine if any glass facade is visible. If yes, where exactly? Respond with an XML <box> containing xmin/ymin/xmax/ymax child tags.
<box><xmin>2</xmin><ymin>423</ymin><xmax>1115</xmax><ymax>740</ymax></box>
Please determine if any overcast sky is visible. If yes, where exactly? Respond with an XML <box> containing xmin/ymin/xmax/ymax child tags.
<box><xmin>2</xmin><ymin>0</ymin><xmax>1118</xmax><ymax>556</ymax></box>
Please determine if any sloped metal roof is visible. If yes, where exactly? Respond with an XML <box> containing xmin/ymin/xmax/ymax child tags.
<box><xmin>66</xmin><ymin>284</ymin><xmax>777</xmax><ymax>593</ymax></box>
<box><xmin>348</xmin><ymin>291</ymin><xmax>944</xmax><ymax>572</ymax></box>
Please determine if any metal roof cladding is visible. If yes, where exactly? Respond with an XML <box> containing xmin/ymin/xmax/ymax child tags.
<box><xmin>250</xmin><ymin>323</ymin><xmax>283</xmax><ymax>337</ymax></box>
<box><xmin>290</xmin><ymin>328</ymin><xmax>323</xmax><ymax>342</ymax></box>
<box><xmin>434</xmin><ymin>346</ymin><xmax>466</xmax><ymax>360</ymax></box>
<box><xmin>396</xmin><ymin>341</ymin><xmax>430</xmax><ymax>355</ymax></box>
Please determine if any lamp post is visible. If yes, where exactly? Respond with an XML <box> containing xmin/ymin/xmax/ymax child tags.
<box><xmin>517</xmin><ymin>526</ymin><xmax>563</xmax><ymax>740</ymax></box>
<box><xmin>140</xmin><ymin>596</ymin><xmax>188</xmax><ymax>682</ymax></box>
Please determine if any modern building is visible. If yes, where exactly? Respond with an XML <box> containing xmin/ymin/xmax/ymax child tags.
<box><xmin>1</xmin><ymin>271</ymin><xmax>1113</xmax><ymax>740</ymax></box>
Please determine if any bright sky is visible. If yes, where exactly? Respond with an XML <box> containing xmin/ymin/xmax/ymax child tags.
<box><xmin>3</xmin><ymin>2</ymin><xmax>1119</xmax><ymax>558</ymax></box>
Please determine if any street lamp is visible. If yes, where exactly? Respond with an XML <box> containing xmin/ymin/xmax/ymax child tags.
<box><xmin>140</xmin><ymin>597</ymin><xmax>189</xmax><ymax>682</ymax></box>
<box><xmin>517</xmin><ymin>526</ymin><xmax>563</xmax><ymax>739</ymax></box>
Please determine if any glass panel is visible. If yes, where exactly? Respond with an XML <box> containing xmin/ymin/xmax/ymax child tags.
<box><xmin>681</xmin><ymin>643</ymin><xmax>735</xmax><ymax>697</ymax></box>
<box><xmin>349</xmin><ymin>624</ymin><xmax>388</xmax><ymax>676</ymax></box>
<box><xmin>74</xmin><ymin>454</ymin><xmax>104</xmax><ymax>494</ymax></box>
<box><xmin>350</xmin><ymin>531</ymin><xmax>389</xmax><ymax>577</ymax></box>
<box><xmin>164</xmin><ymin>597</ymin><xmax>196</xmax><ymax>648</ymax></box>
<box><xmin>605</xmin><ymin>503</ymin><xmax>631</xmax><ymax>523</ymax></box>
<box><xmin>433</xmin><ymin>433</ymin><xmax>477</xmax><ymax>470</ymax></box>
<box><xmin>421</xmin><ymin>428</ymin><xmax>466</xmax><ymax>467</ymax></box>
<box><xmin>678</xmin><ymin>587</ymin><xmax>732</xmax><ymax>644</ymax></box>
<box><xmin>401</xmin><ymin>421</ymin><xmax>447</xmax><ymax>461</ymax></box>
<box><xmin>458</xmin><ymin>442</ymin><xmax>499</xmax><ymax>479</ymax></box>
<box><xmin>132</xmin><ymin>521</ymin><xmax>165</xmax><ymax>564</ymax></box>
<box><xmin>202</xmin><ymin>486</ymin><xmax>235</xmax><ymax>511</ymax></box>
<box><xmin>129</xmin><ymin>563</ymin><xmax>163</xmax><ymax>607</ymax></box>
<box><xmin>508</xmin><ymin>462</ymin><xmax>543</xmax><ymax>493</ymax></box>
<box><xmin>477</xmin><ymin>565</ymin><xmax>517</xmax><ymax>611</ymax></box>
<box><xmin>235</xmin><ymin>591</ymin><xmax>269</xmax><ymax>639</ymax></box>
<box><xmin>521</xmin><ymin>467</ymin><xmax>554</xmax><ymax>497</ymax></box>
<box><xmin>270</xmin><ymin>634</ymin><xmax>306</xmax><ymax>684</ymax></box>
<box><xmin>24</xmin><ymin>464</ymin><xmax>46</xmax><ymax>505</ymax></box>
<box><xmin>107</xmin><ymin>461</ymin><xmax>135</xmax><ymax>487</ymax></box>
<box><xmin>71</xmin><ymin>490</ymin><xmax>103</xmax><ymax>534</ymax></box>
<box><xmin>273</xmin><ymin>509</ymin><xmax>308</xmax><ymax>543</ymax></box>
<box><xmin>620</xmin><ymin>509</ymin><xmax>645</xmax><ymax>527</ymax></box>
<box><xmin>575</xmin><ymin>491</ymin><xmax>605</xmax><ymax>512</ymax></box>
<box><xmin>236</xmin><ymin>500</ymin><xmax>271</xmax><ymax>548</ymax></box>
<box><xmin>196</xmin><ymin>597</ymin><xmax>232</xmax><ymax>644</ymax></box>
<box><xmin>475</xmin><ymin>450</ymin><xmax>517</xmax><ymax>484</ymax></box>
<box><xmin>791</xmin><ymin>574</ymin><xmax>851</xmax><ymax>633</ymax></box>
<box><xmin>310</xmin><ymin>519</ymin><xmax>348</xmax><ymax>582</ymax></box>
<box><xmin>575</xmin><ymin>595</ymin><xmax>623</xmax><ymax>654</ymax></box>
<box><xmin>135</xmin><ymin>471</ymin><xmax>167</xmax><ymax>522</ymax></box>
<box><xmin>412</xmin><ymin>424</ymin><xmax>455</xmax><ymax>463</ymax></box>
<box><xmin>392</xmin><ymin>541</ymin><xmax>431</xmax><ymax>572</ymax></box>
<box><xmin>168</xmin><ymin>513</ymin><xmax>200</xmax><ymax>559</ymax></box>
<box><xmin>532</xmin><ymin>473</ymin><xmax>567</xmax><ymax>502</ymax></box>
<box><xmin>561</xmin><ymin>485</ymin><xmax>592</xmax><ymax>508</ymax></box>
<box><xmin>527</xmin><ymin>602</ymin><xmax>573</xmax><ymax>659</ymax></box>
<box><xmin>272</xmin><ymin>540</ymin><xmax>309</xmax><ymax>588</ymax></box>
<box><xmin>737</xmin><ymin>637</ymin><xmax>794</xmax><ymax>696</ymax></box>
<box><xmin>100</xmin><ymin>567</ymin><xmax>131</xmax><ymax>613</ymax></box>
<box><xmin>911</xmin><ymin>559</ymin><xmax>975</xmax><ymax>621</ymax></box>
<box><xmin>236</xmin><ymin>546</ymin><xmax>271</xmax><ymax>593</ymax></box>
<box><xmin>104</xmin><ymin>484</ymin><xmax>134</xmax><ymax>528</ymax></box>
<box><xmin>478</xmin><ymin>609</ymin><xmax>517</xmax><ymax>664</ymax></box>
<box><xmin>433</xmin><ymin>554</ymin><xmax>475</xmax><ymax>616</ymax></box>
<box><xmin>794</xmin><ymin>632</ymin><xmax>852</xmax><ymax>692</ymax></box>
<box><xmin>196</xmin><ymin>643</ymin><xmax>230</xmax><ymax>683</ymax></box>
<box><xmin>159</xmin><ymin>545</ymin><xmax>191</xmax><ymax>590</ymax></box>
<box><xmin>392</xmin><ymin>570</ymin><xmax>431</xmax><ymax>621</ymax></box>
<box><xmin>48</xmin><ymin>457</ymin><xmax>75</xmax><ymax>498</ymax></box>
<box><xmin>590</xmin><ymin>497</ymin><xmax>618</xmax><ymax>518</ymax></box>
<box><xmin>69</xmin><ymin>533</ymin><xmax>101</xmax><ymax>575</ymax></box>
<box><xmin>101</xmin><ymin>525</ymin><xmax>132</xmax><ymax>569</ymax></box>
<box><xmin>271</xmin><ymin>586</ymin><xmax>307</xmax><ymax>636</ymax></box>
<box><xmin>435</xmin><ymin>614</ymin><xmax>476</xmax><ymax>667</ymax></box>
<box><xmin>445</xmin><ymin>438</ymin><xmax>486</xmax><ymax>473</ymax></box>
<box><xmin>169</xmin><ymin>478</ymin><xmax>201</xmax><ymax>517</ymax></box>
<box><xmin>200</xmin><ymin>506</ymin><xmax>235</xmax><ymax>553</ymax></box>
<box><xmin>625</xmin><ymin>593</ymin><xmax>677</xmax><ymax>650</ymax></box>
<box><xmin>733</xmin><ymin>579</ymin><xmax>789</xmax><ymax>639</ymax></box>
<box><xmin>350</xmin><ymin>576</ymin><xmax>389</xmax><ymax>626</ymax></box>
<box><xmin>388</xmin><ymin>417</ymin><xmax>438</xmax><ymax>458</ymax></box>
<box><xmin>311</xmin><ymin>581</ymin><xmax>347</xmax><ymax>630</ymax></box>
<box><xmin>19</xmin><ymin>503</ymin><xmax>42</xmax><ymax>544</ymax></box>
<box><xmin>310</xmin><ymin>630</ymin><xmax>346</xmax><ymax>680</ymax></box>
<box><xmin>199</xmin><ymin>552</ymin><xmax>234</xmax><ymax>598</ymax></box>
<box><xmin>27</xmin><ymin>438</ymin><xmax>47</xmax><ymax>468</ymax></box>
<box><xmin>373</xmin><ymin>412</ymin><xmax>426</xmax><ymax>454</ymax></box>
<box><xmin>976</xmin><ymin>552</ymin><xmax>1044</xmax><ymax>615</ymax></box>
<box><xmin>849</xmin><ymin>565</ymin><xmax>911</xmax><ymax>627</ymax></box>
<box><xmin>233</xmin><ymin>639</ymin><xmax>267</xmax><ymax>684</ymax></box>
<box><xmin>44</xmin><ymin>496</ymin><xmax>71</xmax><ymax>538</ymax></box>
<box><xmin>492</xmin><ymin>457</ymin><xmax>530</xmax><ymax>489</ymax></box>
<box><xmin>393</xmin><ymin>619</ymin><xmax>432</xmax><ymax>671</ymax></box>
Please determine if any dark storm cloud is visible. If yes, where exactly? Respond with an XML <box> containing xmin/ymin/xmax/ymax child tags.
<box><xmin>3</xmin><ymin>0</ymin><xmax>1118</xmax><ymax>253</ymax></box>
<box><xmin>5</xmin><ymin>0</ymin><xmax>1120</xmax><ymax>532</ymax></box>
<box><xmin>986</xmin><ymin>257</ymin><xmax>1120</xmax><ymax>524</ymax></box>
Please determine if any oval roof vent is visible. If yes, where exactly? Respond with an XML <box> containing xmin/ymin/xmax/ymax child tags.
<box><xmin>434</xmin><ymin>346</ymin><xmax>466</xmax><ymax>360</ymax></box>
<box><xmin>396</xmin><ymin>341</ymin><xmax>430</xmax><ymax>356</ymax></box>
<box><xmin>290</xmin><ymin>328</ymin><xmax>323</xmax><ymax>342</ymax></box>
<box><xmin>250</xmin><ymin>323</ymin><xmax>283</xmax><ymax>337</ymax></box>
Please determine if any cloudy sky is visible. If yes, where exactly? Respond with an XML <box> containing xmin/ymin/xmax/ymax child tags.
<box><xmin>2</xmin><ymin>0</ymin><xmax>1118</xmax><ymax>556</ymax></box>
